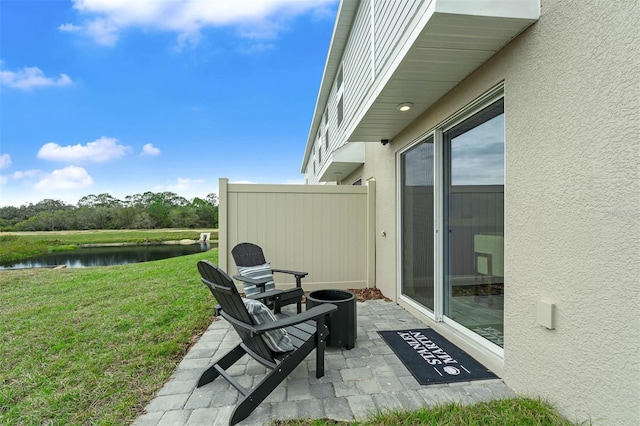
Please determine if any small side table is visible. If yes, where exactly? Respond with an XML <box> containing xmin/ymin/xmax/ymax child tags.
<box><xmin>306</xmin><ymin>289</ymin><xmax>357</xmax><ymax>350</ymax></box>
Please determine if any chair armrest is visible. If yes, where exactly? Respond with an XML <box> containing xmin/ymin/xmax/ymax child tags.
<box><xmin>270</xmin><ymin>268</ymin><xmax>308</xmax><ymax>289</ymax></box>
<box><xmin>221</xmin><ymin>303</ymin><xmax>337</xmax><ymax>335</ymax></box>
<box><xmin>271</xmin><ymin>268</ymin><xmax>308</xmax><ymax>278</ymax></box>
<box><xmin>254</xmin><ymin>303</ymin><xmax>337</xmax><ymax>332</ymax></box>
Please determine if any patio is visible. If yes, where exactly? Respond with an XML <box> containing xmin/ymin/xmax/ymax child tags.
<box><xmin>134</xmin><ymin>299</ymin><xmax>516</xmax><ymax>425</ymax></box>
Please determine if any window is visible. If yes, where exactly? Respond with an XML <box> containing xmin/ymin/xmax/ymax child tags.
<box><xmin>337</xmin><ymin>95</ymin><xmax>344</xmax><ymax>126</ymax></box>
<box><xmin>325</xmin><ymin>129</ymin><xmax>329</xmax><ymax>150</ymax></box>
<box><xmin>318</xmin><ymin>146</ymin><xmax>322</xmax><ymax>164</ymax></box>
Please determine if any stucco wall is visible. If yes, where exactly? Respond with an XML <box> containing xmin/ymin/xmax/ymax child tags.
<box><xmin>357</xmin><ymin>1</ymin><xmax>639</xmax><ymax>424</ymax></box>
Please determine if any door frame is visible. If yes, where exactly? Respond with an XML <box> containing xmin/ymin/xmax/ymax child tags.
<box><xmin>396</xmin><ymin>83</ymin><xmax>505</xmax><ymax>358</ymax></box>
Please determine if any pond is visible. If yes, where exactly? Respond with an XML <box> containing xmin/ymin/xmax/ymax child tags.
<box><xmin>0</xmin><ymin>242</ymin><xmax>214</xmax><ymax>270</ymax></box>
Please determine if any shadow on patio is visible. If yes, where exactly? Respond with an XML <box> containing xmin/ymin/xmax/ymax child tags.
<box><xmin>135</xmin><ymin>299</ymin><xmax>515</xmax><ymax>425</ymax></box>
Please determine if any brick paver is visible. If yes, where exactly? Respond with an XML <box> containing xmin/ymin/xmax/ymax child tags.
<box><xmin>134</xmin><ymin>299</ymin><xmax>515</xmax><ymax>425</ymax></box>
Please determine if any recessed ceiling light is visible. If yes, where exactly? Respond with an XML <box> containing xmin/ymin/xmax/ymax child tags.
<box><xmin>397</xmin><ymin>102</ymin><xmax>413</xmax><ymax>112</ymax></box>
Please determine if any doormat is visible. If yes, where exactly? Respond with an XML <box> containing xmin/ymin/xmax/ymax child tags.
<box><xmin>378</xmin><ymin>328</ymin><xmax>497</xmax><ymax>385</ymax></box>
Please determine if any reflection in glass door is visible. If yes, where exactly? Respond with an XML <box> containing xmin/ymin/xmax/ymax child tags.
<box><xmin>443</xmin><ymin>99</ymin><xmax>505</xmax><ymax>347</ymax></box>
<box><xmin>400</xmin><ymin>137</ymin><xmax>434</xmax><ymax>311</ymax></box>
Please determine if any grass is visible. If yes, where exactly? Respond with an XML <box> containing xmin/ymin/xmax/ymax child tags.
<box><xmin>0</xmin><ymin>249</ymin><xmax>217</xmax><ymax>425</ymax></box>
<box><xmin>1</xmin><ymin>230</ymin><xmax>576</xmax><ymax>425</ymax></box>
<box><xmin>0</xmin><ymin>229</ymin><xmax>218</xmax><ymax>264</ymax></box>
<box><xmin>275</xmin><ymin>397</ymin><xmax>578</xmax><ymax>425</ymax></box>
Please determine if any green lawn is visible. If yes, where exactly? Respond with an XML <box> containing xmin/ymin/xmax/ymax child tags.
<box><xmin>0</xmin><ymin>239</ymin><xmax>576</xmax><ymax>425</ymax></box>
<box><xmin>0</xmin><ymin>249</ymin><xmax>217</xmax><ymax>425</ymax></box>
<box><xmin>276</xmin><ymin>397</ymin><xmax>577</xmax><ymax>425</ymax></box>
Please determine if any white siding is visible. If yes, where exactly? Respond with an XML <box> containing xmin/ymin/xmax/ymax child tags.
<box><xmin>318</xmin><ymin>0</ymin><xmax>428</xmax><ymax>183</ymax></box>
<box><xmin>374</xmin><ymin>0</ymin><xmax>424</xmax><ymax>75</ymax></box>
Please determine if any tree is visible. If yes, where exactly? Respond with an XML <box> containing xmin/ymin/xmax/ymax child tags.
<box><xmin>34</xmin><ymin>199</ymin><xmax>73</xmax><ymax>230</ymax></box>
<box><xmin>0</xmin><ymin>191</ymin><xmax>219</xmax><ymax>231</ymax></box>
<box><xmin>206</xmin><ymin>193</ymin><xmax>218</xmax><ymax>206</ymax></box>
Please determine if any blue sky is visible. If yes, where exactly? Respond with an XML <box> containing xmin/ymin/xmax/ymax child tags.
<box><xmin>0</xmin><ymin>0</ymin><xmax>338</xmax><ymax>207</ymax></box>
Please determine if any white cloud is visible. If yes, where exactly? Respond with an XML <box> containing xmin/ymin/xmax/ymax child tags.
<box><xmin>60</xmin><ymin>0</ymin><xmax>337</xmax><ymax>46</ymax></box>
<box><xmin>0</xmin><ymin>175</ymin><xmax>6</xmax><ymax>185</ymax></box>
<box><xmin>0</xmin><ymin>65</ymin><xmax>73</xmax><ymax>90</ymax></box>
<box><xmin>12</xmin><ymin>169</ymin><xmax>43</xmax><ymax>180</ymax></box>
<box><xmin>37</xmin><ymin>136</ymin><xmax>132</xmax><ymax>163</ymax></box>
<box><xmin>141</xmin><ymin>143</ymin><xmax>161</xmax><ymax>156</ymax></box>
<box><xmin>34</xmin><ymin>166</ymin><xmax>94</xmax><ymax>191</ymax></box>
<box><xmin>59</xmin><ymin>18</ymin><xmax>119</xmax><ymax>46</ymax></box>
<box><xmin>59</xmin><ymin>23</ymin><xmax>82</xmax><ymax>33</ymax></box>
<box><xmin>0</xmin><ymin>154</ymin><xmax>11</xmax><ymax>169</ymax></box>
<box><xmin>157</xmin><ymin>177</ymin><xmax>205</xmax><ymax>192</ymax></box>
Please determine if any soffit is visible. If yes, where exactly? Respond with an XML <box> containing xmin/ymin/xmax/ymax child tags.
<box><xmin>347</xmin><ymin>1</ymin><xmax>539</xmax><ymax>142</ymax></box>
<box><xmin>318</xmin><ymin>142</ymin><xmax>365</xmax><ymax>182</ymax></box>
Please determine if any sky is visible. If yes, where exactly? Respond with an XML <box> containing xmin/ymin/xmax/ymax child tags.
<box><xmin>0</xmin><ymin>0</ymin><xmax>338</xmax><ymax>207</ymax></box>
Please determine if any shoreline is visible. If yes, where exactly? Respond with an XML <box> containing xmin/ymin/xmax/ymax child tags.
<box><xmin>79</xmin><ymin>239</ymin><xmax>218</xmax><ymax>247</ymax></box>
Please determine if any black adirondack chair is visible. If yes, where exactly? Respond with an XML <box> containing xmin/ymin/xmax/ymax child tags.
<box><xmin>232</xmin><ymin>242</ymin><xmax>307</xmax><ymax>313</ymax></box>
<box><xmin>196</xmin><ymin>260</ymin><xmax>337</xmax><ymax>426</ymax></box>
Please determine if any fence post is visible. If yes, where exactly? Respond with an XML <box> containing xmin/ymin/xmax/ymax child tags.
<box><xmin>218</xmin><ymin>178</ymin><xmax>229</xmax><ymax>272</ymax></box>
<box><xmin>366</xmin><ymin>179</ymin><xmax>376</xmax><ymax>289</ymax></box>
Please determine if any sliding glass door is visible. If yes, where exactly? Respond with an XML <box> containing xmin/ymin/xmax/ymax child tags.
<box><xmin>443</xmin><ymin>99</ymin><xmax>504</xmax><ymax>347</ymax></box>
<box><xmin>400</xmin><ymin>137</ymin><xmax>434</xmax><ymax>312</ymax></box>
<box><xmin>400</xmin><ymin>94</ymin><xmax>505</xmax><ymax>349</ymax></box>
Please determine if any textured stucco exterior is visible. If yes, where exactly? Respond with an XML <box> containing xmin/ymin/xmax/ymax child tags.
<box><xmin>349</xmin><ymin>1</ymin><xmax>639</xmax><ymax>424</ymax></box>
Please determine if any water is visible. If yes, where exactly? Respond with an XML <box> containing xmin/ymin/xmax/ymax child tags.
<box><xmin>1</xmin><ymin>242</ymin><xmax>213</xmax><ymax>269</ymax></box>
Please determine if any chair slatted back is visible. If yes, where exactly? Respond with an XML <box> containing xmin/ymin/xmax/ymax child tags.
<box><xmin>197</xmin><ymin>260</ymin><xmax>275</xmax><ymax>363</ymax></box>
<box><xmin>232</xmin><ymin>242</ymin><xmax>267</xmax><ymax>267</ymax></box>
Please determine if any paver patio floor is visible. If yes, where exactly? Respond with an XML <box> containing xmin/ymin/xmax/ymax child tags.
<box><xmin>134</xmin><ymin>299</ymin><xmax>515</xmax><ymax>425</ymax></box>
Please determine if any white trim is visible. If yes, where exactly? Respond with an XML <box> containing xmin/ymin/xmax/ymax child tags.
<box><xmin>399</xmin><ymin>294</ymin><xmax>436</xmax><ymax>321</ymax></box>
<box><xmin>434</xmin><ymin>128</ymin><xmax>444</xmax><ymax>322</ymax></box>
<box><xmin>441</xmin><ymin>82</ymin><xmax>505</xmax><ymax>132</ymax></box>
<box><xmin>442</xmin><ymin>316</ymin><xmax>505</xmax><ymax>358</ymax></box>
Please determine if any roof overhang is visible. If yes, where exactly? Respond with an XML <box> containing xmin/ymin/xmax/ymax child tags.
<box><xmin>347</xmin><ymin>0</ymin><xmax>540</xmax><ymax>142</ymax></box>
<box><xmin>318</xmin><ymin>141</ymin><xmax>364</xmax><ymax>182</ymax></box>
<box><xmin>302</xmin><ymin>0</ymin><xmax>540</xmax><ymax>172</ymax></box>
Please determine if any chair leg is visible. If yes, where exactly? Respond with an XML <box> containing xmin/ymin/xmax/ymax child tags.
<box><xmin>230</xmin><ymin>338</ymin><xmax>317</xmax><ymax>425</ymax></box>
<box><xmin>315</xmin><ymin>320</ymin><xmax>329</xmax><ymax>378</ymax></box>
<box><xmin>296</xmin><ymin>276</ymin><xmax>302</xmax><ymax>314</ymax></box>
<box><xmin>197</xmin><ymin>344</ymin><xmax>246</xmax><ymax>387</ymax></box>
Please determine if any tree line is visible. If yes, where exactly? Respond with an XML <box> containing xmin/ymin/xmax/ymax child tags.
<box><xmin>0</xmin><ymin>192</ymin><xmax>218</xmax><ymax>231</ymax></box>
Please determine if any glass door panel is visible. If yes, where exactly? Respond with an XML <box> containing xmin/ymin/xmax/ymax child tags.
<box><xmin>443</xmin><ymin>99</ymin><xmax>505</xmax><ymax>347</ymax></box>
<box><xmin>401</xmin><ymin>138</ymin><xmax>434</xmax><ymax>311</ymax></box>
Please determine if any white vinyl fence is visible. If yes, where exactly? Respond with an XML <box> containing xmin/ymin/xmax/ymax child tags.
<box><xmin>218</xmin><ymin>178</ymin><xmax>376</xmax><ymax>291</ymax></box>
